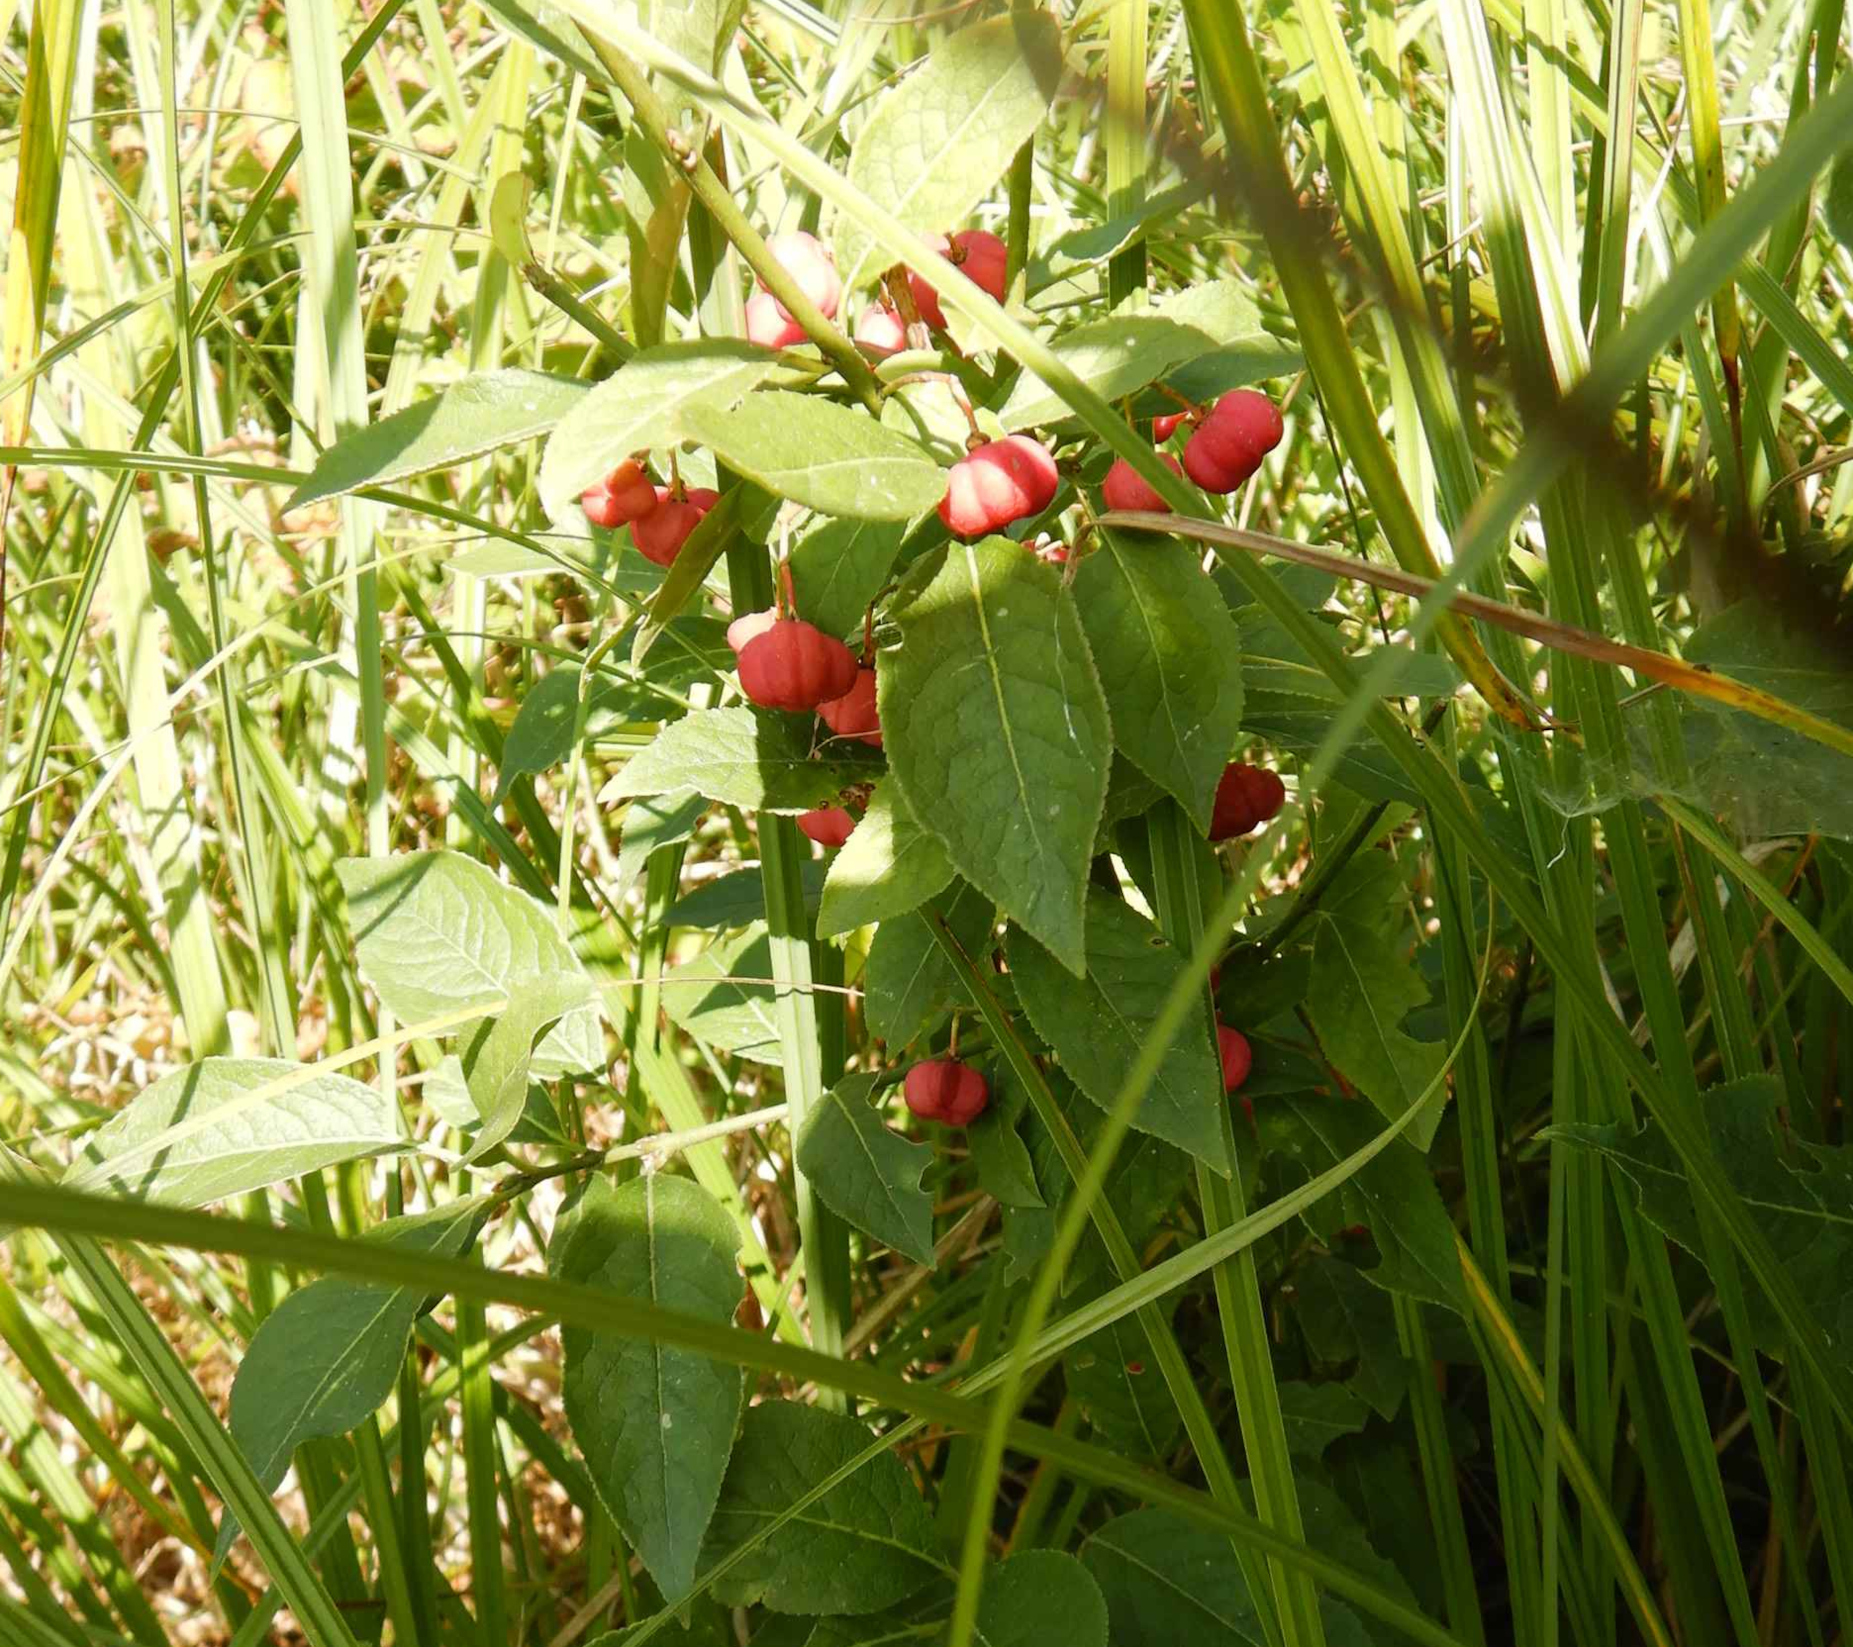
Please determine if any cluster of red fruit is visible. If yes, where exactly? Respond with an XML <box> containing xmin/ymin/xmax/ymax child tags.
<box><xmin>580</xmin><ymin>460</ymin><xmax>719</xmax><ymax>568</ymax></box>
<box><xmin>1209</xmin><ymin>761</ymin><xmax>1286</xmax><ymax>841</ymax></box>
<box><xmin>745</xmin><ymin>232</ymin><xmax>843</xmax><ymax>349</ymax></box>
<box><xmin>1102</xmin><ymin>389</ymin><xmax>1285</xmax><ymax>514</ymax></box>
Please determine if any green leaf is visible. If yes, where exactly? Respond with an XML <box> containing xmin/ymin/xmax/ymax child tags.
<box><xmin>1290</xmin><ymin>1256</ymin><xmax>1407</xmax><ymax>1419</ymax></box>
<box><xmin>1671</xmin><ymin>599</ymin><xmax>1853</xmax><ymax>839</ymax></box>
<box><xmin>615</xmin><ymin>792</ymin><xmax>709</xmax><ymax>903</ymax></box>
<box><xmin>499</xmin><ymin>665</ymin><xmax>588</xmax><ymax>795</ymax></box>
<box><xmin>1276</xmin><ymin>1382</ymin><xmax>1372</xmax><ymax>1459</ymax></box>
<box><xmin>337</xmin><ymin>851</ymin><xmax>604</xmax><ymax>1075</ymax></box>
<box><xmin>975</xmin><ymin>1551</ymin><xmax>1109</xmax><ymax>1647</ymax></box>
<box><xmin>661</xmin><ymin>927</ymin><xmax>783</xmax><ymax>1065</ymax></box>
<box><xmin>462</xmin><ymin>975</ymin><xmax>597</xmax><ymax>1163</ymax></box>
<box><xmin>600</xmin><ymin>708</ymin><xmax>868</xmax><ymax>814</ymax></box>
<box><xmin>1082</xmin><ymin>1509</ymin><xmax>1267</xmax><ymax>1645</ymax></box>
<box><xmin>286</xmin><ymin>369</ymin><xmax>590</xmax><ymax>509</ymax></box>
<box><xmin>1072</xmin><ymin>534</ymin><xmax>1244</xmax><ymax>830</ymax></box>
<box><xmin>965</xmin><ymin>1074</ymin><xmax>1044</xmax><ymax>1209</ymax></box>
<box><xmin>864</xmin><ymin>879</ymin><xmax>994</xmax><ymax>1047</ymax></box>
<box><xmin>1825</xmin><ymin>151</ymin><xmax>1853</xmax><ymax>247</ymax></box>
<box><xmin>833</xmin><ymin>11</ymin><xmax>1065</xmax><ymax>291</ymax></box>
<box><xmin>999</xmin><ymin>282</ymin><xmax>1265</xmax><ymax>431</ymax></box>
<box><xmin>817</xmin><ymin>780</ymin><xmax>956</xmax><ymax>938</ymax></box>
<box><xmin>882</xmin><ymin>540</ymin><xmax>1110</xmax><ymax>966</ymax></box>
<box><xmin>538</xmin><ymin>339</ymin><xmax>777</xmax><ymax>521</ymax></box>
<box><xmin>1257</xmin><ymin>1096</ymin><xmax>1464</xmax><ymax>1310</ymax></box>
<box><xmin>676</xmin><ymin>392</ymin><xmax>945</xmax><ymax>521</ymax></box>
<box><xmin>1007</xmin><ymin>892</ymin><xmax>1230</xmax><ymax>1174</ymax></box>
<box><xmin>555</xmin><ymin>1175</ymin><xmax>746</xmax><ymax>1600</ymax></box>
<box><xmin>795</xmin><ymin>1074</ymin><xmax>936</xmax><ymax>1266</ymax></box>
<box><xmin>1553</xmin><ymin>1075</ymin><xmax>1853</xmax><ymax>1358</ymax></box>
<box><xmin>221</xmin><ymin>1200</ymin><xmax>484</xmax><ymax>1556</ymax></box>
<box><xmin>1065</xmin><ymin>1298</ymin><xmax>1183</xmax><ymax>1457</ymax></box>
<box><xmin>664</xmin><ymin>862</ymin><xmax>827</xmax><ymax>931</ymax></box>
<box><xmin>1305</xmin><ymin>908</ymin><xmax>1448</xmax><ymax>1151</ymax></box>
<box><xmin>701</xmin><ymin>1402</ymin><xmax>940</xmax><ymax>1615</ymax></box>
<box><xmin>65</xmin><ymin>1058</ymin><xmax>404</xmax><ymax>1206</ymax></box>
<box><xmin>787</xmin><ymin>516</ymin><xmax>906</xmax><ymax>642</ymax></box>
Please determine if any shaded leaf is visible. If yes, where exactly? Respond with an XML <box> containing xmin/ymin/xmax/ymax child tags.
<box><xmin>1082</xmin><ymin>1509</ymin><xmax>1267</xmax><ymax>1645</ymax></box>
<box><xmin>817</xmin><ymin>781</ymin><xmax>956</xmax><ymax>938</ymax></box>
<box><xmin>975</xmin><ymin>1551</ymin><xmax>1108</xmax><ymax>1647</ymax></box>
<box><xmin>661</xmin><ymin>927</ymin><xmax>782</xmax><ymax>1065</ymax></box>
<box><xmin>1073</xmin><ymin>534</ymin><xmax>1244</xmax><ymax>830</ymax></box>
<box><xmin>882</xmin><ymin>541</ymin><xmax>1110</xmax><ymax>967</ymax></box>
<box><xmin>615</xmin><ymin>792</ymin><xmax>709</xmax><ymax>903</ymax></box>
<box><xmin>555</xmin><ymin>1175</ymin><xmax>745</xmax><ymax>1599</ymax></box>
<box><xmin>1008</xmin><ymin>893</ymin><xmax>1230</xmax><ymax>1173</ymax></box>
<box><xmin>796</xmin><ymin>1074</ymin><xmax>936</xmax><ymax>1265</ymax></box>
<box><xmin>1257</xmin><ymin>1096</ymin><xmax>1463</xmax><ymax>1309</ymax></box>
<box><xmin>702</xmin><ymin>1403</ymin><xmax>939</xmax><ymax>1615</ymax></box>
<box><xmin>1065</xmin><ymin>1298</ymin><xmax>1182</xmax><ymax>1457</ymax></box>
<box><xmin>864</xmin><ymin>879</ymin><xmax>994</xmax><ymax>1047</ymax></box>
<box><xmin>462</xmin><ymin>975</ymin><xmax>596</xmax><ymax>1162</ymax></box>
<box><xmin>966</xmin><ymin>1074</ymin><xmax>1044</xmax><ymax>1210</ymax></box>
<box><xmin>665</xmin><ymin>863</ymin><xmax>827</xmax><ymax>931</ymax></box>
<box><xmin>1276</xmin><ymin>1382</ymin><xmax>1372</xmax><ymax>1459</ymax></box>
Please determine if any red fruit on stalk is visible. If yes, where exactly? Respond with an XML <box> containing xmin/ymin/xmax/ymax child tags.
<box><xmin>938</xmin><ymin>436</ymin><xmax>1060</xmax><ymax>539</ymax></box>
<box><xmin>631</xmin><ymin>487</ymin><xmax>719</xmax><ymax>568</ymax></box>
<box><xmin>1152</xmin><ymin>410</ymin><xmax>1188</xmax><ymax>442</ymax></box>
<box><xmin>1182</xmin><ymin>389</ymin><xmax>1284</xmax><ymax>493</ymax></box>
<box><xmin>908</xmin><ymin>229</ymin><xmax>1008</xmax><ymax>330</ymax></box>
<box><xmin>818</xmin><ymin>667</ymin><xmax>881</xmax><ymax>747</ymax></box>
<box><xmin>1217</xmin><ymin>1025</ymin><xmax>1253</xmax><ymax>1094</ymax></box>
<box><xmin>737</xmin><ymin>619</ymin><xmax>859</xmax><ymax>712</ymax></box>
<box><xmin>903</xmin><ymin>1059</ymin><xmax>990</xmax><ymax>1126</ymax></box>
<box><xmin>855</xmin><ymin>304</ymin><xmax>908</xmax><ymax>357</ymax></box>
<box><xmin>1101</xmin><ymin>452</ymin><xmax>1184</xmax><ymax>514</ymax></box>
<box><xmin>1209</xmin><ymin>762</ymin><xmax>1286</xmax><ymax>842</ymax></box>
<box><xmin>746</xmin><ymin>291</ymin><xmax>807</xmax><ymax>348</ymax></box>
<box><xmin>762</xmin><ymin>230</ymin><xmax>841</xmax><ymax>322</ymax></box>
<box><xmin>727</xmin><ymin>608</ymin><xmax>781</xmax><ymax>656</ymax></box>
<box><xmin>796</xmin><ymin>806</ymin><xmax>857</xmax><ymax>848</ymax></box>
<box><xmin>581</xmin><ymin>459</ymin><xmax>658</xmax><ymax>529</ymax></box>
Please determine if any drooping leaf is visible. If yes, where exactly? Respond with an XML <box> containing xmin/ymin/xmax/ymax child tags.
<box><xmin>786</xmin><ymin>516</ymin><xmax>908</xmax><ymax>643</ymax></box>
<box><xmin>462</xmin><ymin>975</ymin><xmax>597</xmax><ymax>1162</ymax></box>
<box><xmin>702</xmin><ymin>1402</ymin><xmax>939</xmax><ymax>1615</ymax></box>
<box><xmin>1554</xmin><ymin>1075</ymin><xmax>1853</xmax><ymax>1358</ymax></box>
<box><xmin>538</xmin><ymin>340</ymin><xmax>776</xmax><ymax>521</ymax></box>
<box><xmin>1072</xmin><ymin>534</ymin><xmax>1244</xmax><ymax>830</ymax></box>
<box><xmin>615</xmin><ymin>792</ymin><xmax>710</xmax><ymax>903</ymax></box>
<box><xmin>1290</xmin><ymin>1255</ymin><xmax>1408</xmax><ymax>1419</ymax></box>
<box><xmin>1007</xmin><ymin>893</ymin><xmax>1230</xmax><ymax>1173</ymax></box>
<box><xmin>1082</xmin><ymin>1509</ymin><xmax>1268</xmax><ymax>1646</ymax></box>
<box><xmin>601</xmin><ymin>708</ymin><xmax>868</xmax><ymax>814</ymax></box>
<box><xmin>664</xmin><ymin>862</ymin><xmax>827</xmax><ymax>931</ymax></box>
<box><xmin>817</xmin><ymin>781</ymin><xmax>956</xmax><ymax>938</ymax></box>
<box><xmin>882</xmin><ymin>540</ymin><xmax>1110</xmax><ymax>967</ymax></box>
<box><xmin>1305</xmin><ymin>901</ymin><xmax>1448</xmax><ymax>1152</ymax></box>
<box><xmin>555</xmin><ymin>1175</ymin><xmax>745</xmax><ymax>1600</ymax></box>
<box><xmin>287</xmin><ymin>369</ymin><xmax>589</xmax><ymax>509</ymax></box>
<box><xmin>337</xmin><ymin>851</ymin><xmax>604</xmax><ymax>1075</ymax></box>
<box><xmin>1257</xmin><ymin>1096</ymin><xmax>1464</xmax><ymax>1310</ymax></box>
<box><xmin>661</xmin><ymin>927</ymin><xmax>782</xmax><ymax>1065</ymax></box>
<box><xmin>975</xmin><ymin>1551</ymin><xmax>1109</xmax><ymax>1647</ymax></box>
<box><xmin>66</xmin><ymin>1059</ymin><xmax>404</xmax><ymax>1206</ymax></box>
<box><xmin>220</xmin><ymin>1200</ymin><xmax>485</xmax><ymax>1556</ymax></box>
<box><xmin>833</xmin><ymin>12</ymin><xmax>1065</xmax><ymax>291</ymax></box>
<box><xmin>864</xmin><ymin>879</ymin><xmax>994</xmax><ymax>1047</ymax></box>
<box><xmin>1276</xmin><ymin>1382</ymin><xmax>1372</xmax><ymax>1459</ymax></box>
<box><xmin>965</xmin><ymin>1073</ymin><xmax>1044</xmax><ymax>1210</ymax></box>
<box><xmin>795</xmin><ymin>1074</ymin><xmax>936</xmax><ymax>1265</ymax></box>
<box><xmin>1000</xmin><ymin>282</ymin><xmax>1266</xmax><ymax>431</ymax></box>
<box><xmin>677</xmin><ymin>392</ymin><xmax>946</xmax><ymax>521</ymax></box>
<box><xmin>1670</xmin><ymin>599</ymin><xmax>1853</xmax><ymax>840</ymax></box>
<box><xmin>1064</xmin><ymin>1297</ymin><xmax>1182</xmax><ymax>1458</ymax></box>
